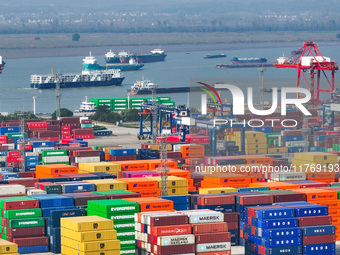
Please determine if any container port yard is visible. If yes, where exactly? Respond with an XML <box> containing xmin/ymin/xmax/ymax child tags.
<box><xmin>1</xmin><ymin>40</ymin><xmax>340</xmax><ymax>255</ymax></box>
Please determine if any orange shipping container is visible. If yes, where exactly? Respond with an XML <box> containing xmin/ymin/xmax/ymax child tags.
<box><xmin>290</xmin><ymin>188</ymin><xmax>338</xmax><ymax>202</ymax></box>
<box><xmin>132</xmin><ymin>188</ymin><xmax>161</xmax><ymax>197</ymax></box>
<box><xmin>123</xmin><ymin>197</ymin><xmax>174</xmax><ymax>212</ymax></box>
<box><xmin>112</xmin><ymin>160</ymin><xmax>149</xmax><ymax>171</ymax></box>
<box><xmin>137</xmin><ymin>159</ymin><xmax>178</xmax><ymax>170</ymax></box>
<box><xmin>249</xmin><ymin>182</ymin><xmax>300</xmax><ymax>190</ymax></box>
<box><xmin>317</xmin><ymin>200</ymin><xmax>340</xmax><ymax>208</ymax></box>
<box><xmin>35</xmin><ymin>164</ymin><xmax>78</xmax><ymax>176</ymax></box>
<box><xmin>234</xmin><ymin>155</ymin><xmax>274</xmax><ymax>165</ymax></box>
<box><xmin>116</xmin><ymin>178</ymin><xmax>159</xmax><ymax>190</ymax></box>
<box><xmin>104</xmin><ymin>154</ymin><xmax>111</xmax><ymax>161</ymax></box>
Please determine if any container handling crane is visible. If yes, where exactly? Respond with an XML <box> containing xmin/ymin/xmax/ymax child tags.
<box><xmin>274</xmin><ymin>41</ymin><xmax>338</xmax><ymax>104</ymax></box>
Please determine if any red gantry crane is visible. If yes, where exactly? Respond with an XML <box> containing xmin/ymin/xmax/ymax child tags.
<box><xmin>274</xmin><ymin>41</ymin><xmax>338</xmax><ymax>103</ymax></box>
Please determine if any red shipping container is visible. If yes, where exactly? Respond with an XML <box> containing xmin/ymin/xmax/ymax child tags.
<box><xmin>7</xmin><ymin>178</ymin><xmax>39</xmax><ymax>188</ymax></box>
<box><xmin>149</xmin><ymin>224</ymin><xmax>192</xmax><ymax>236</ymax></box>
<box><xmin>61</xmin><ymin>136</ymin><xmax>73</xmax><ymax>140</ymax></box>
<box><xmin>61</xmin><ymin>126</ymin><xmax>71</xmax><ymax>131</ymax></box>
<box><xmin>61</xmin><ymin>131</ymin><xmax>71</xmax><ymax>135</ymax></box>
<box><xmin>148</xmin><ymin>214</ymin><xmax>188</xmax><ymax>226</ymax></box>
<box><xmin>274</xmin><ymin>193</ymin><xmax>307</xmax><ymax>203</ymax></box>
<box><xmin>72</xmin><ymin>128</ymin><xmax>93</xmax><ymax>135</ymax></box>
<box><xmin>303</xmin><ymin>234</ymin><xmax>335</xmax><ymax>245</ymax></box>
<box><xmin>12</xmin><ymin>236</ymin><xmax>49</xmax><ymax>247</ymax></box>
<box><xmin>6</xmin><ymin>226</ymin><xmax>45</xmax><ymax>238</ymax></box>
<box><xmin>18</xmin><ymin>172</ymin><xmax>35</xmax><ymax>178</ymax></box>
<box><xmin>6</xmin><ymin>156</ymin><xmax>23</xmax><ymax>163</ymax></box>
<box><xmin>195</xmin><ymin>232</ymin><xmax>231</xmax><ymax>244</ymax></box>
<box><xmin>298</xmin><ymin>215</ymin><xmax>332</xmax><ymax>226</ymax></box>
<box><xmin>239</xmin><ymin>194</ymin><xmax>274</xmax><ymax>205</ymax></box>
<box><xmin>81</xmin><ymin>119</ymin><xmax>92</xmax><ymax>124</ymax></box>
<box><xmin>192</xmin><ymin>222</ymin><xmax>228</xmax><ymax>234</ymax></box>
<box><xmin>226</xmin><ymin>221</ymin><xmax>238</xmax><ymax>230</ymax></box>
<box><xmin>223</xmin><ymin>212</ymin><xmax>239</xmax><ymax>222</ymax></box>
<box><xmin>197</xmin><ymin>195</ymin><xmax>235</xmax><ymax>206</ymax></box>
<box><xmin>7</xmin><ymin>151</ymin><xmax>20</xmax><ymax>157</ymax></box>
<box><xmin>151</xmin><ymin>244</ymin><xmax>195</xmax><ymax>255</ymax></box>
<box><xmin>72</xmin><ymin>150</ymin><xmax>100</xmax><ymax>157</ymax></box>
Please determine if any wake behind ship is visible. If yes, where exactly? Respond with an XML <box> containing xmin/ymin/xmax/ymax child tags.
<box><xmin>30</xmin><ymin>70</ymin><xmax>124</xmax><ymax>89</ymax></box>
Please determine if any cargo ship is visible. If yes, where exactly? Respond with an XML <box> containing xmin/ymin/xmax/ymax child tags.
<box><xmin>30</xmin><ymin>70</ymin><xmax>124</xmax><ymax>89</ymax></box>
<box><xmin>203</xmin><ymin>54</ymin><xmax>226</xmax><ymax>59</ymax></box>
<box><xmin>230</xmin><ymin>57</ymin><xmax>267</xmax><ymax>64</ymax></box>
<box><xmin>127</xmin><ymin>78</ymin><xmax>202</xmax><ymax>95</ymax></box>
<box><xmin>104</xmin><ymin>50</ymin><xmax>120</xmax><ymax>63</ymax></box>
<box><xmin>120</xmin><ymin>49</ymin><xmax>167</xmax><ymax>63</ymax></box>
<box><xmin>216</xmin><ymin>63</ymin><xmax>273</xmax><ymax>69</ymax></box>
<box><xmin>83</xmin><ymin>52</ymin><xmax>144</xmax><ymax>71</ymax></box>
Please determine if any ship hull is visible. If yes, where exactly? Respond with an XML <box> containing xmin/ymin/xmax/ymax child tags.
<box><xmin>31</xmin><ymin>78</ymin><xmax>124</xmax><ymax>89</ymax></box>
<box><xmin>203</xmin><ymin>54</ymin><xmax>226</xmax><ymax>59</ymax></box>
<box><xmin>83</xmin><ymin>63</ymin><xmax>144</xmax><ymax>71</ymax></box>
<box><xmin>127</xmin><ymin>86</ymin><xmax>207</xmax><ymax>95</ymax></box>
<box><xmin>217</xmin><ymin>63</ymin><xmax>273</xmax><ymax>68</ymax></box>
<box><xmin>135</xmin><ymin>54</ymin><xmax>167</xmax><ymax>63</ymax></box>
<box><xmin>105</xmin><ymin>57</ymin><xmax>121</xmax><ymax>63</ymax></box>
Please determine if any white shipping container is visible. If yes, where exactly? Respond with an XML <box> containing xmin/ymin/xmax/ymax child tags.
<box><xmin>74</xmin><ymin>156</ymin><xmax>101</xmax><ymax>164</ymax></box>
<box><xmin>285</xmin><ymin>141</ymin><xmax>309</xmax><ymax>148</ymax></box>
<box><xmin>0</xmin><ymin>184</ymin><xmax>25</xmax><ymax>195</ymax></box>
<box><xmin>157</xmin><ymin>234</ymin><xmax>195</xmax><ymax>246</ymax></box>
<box><xmin>196</xmin><ymin>242</ymin><xmax>231</xmax><ymax>252</ymax></box>
<box><xmin>25</xmin><ymin>152</ymin><xmax>39</xmax><ymax>156</ymax></box>
<box><xmin>33</xmin><ymin>147</ymin><xmax>55</xmax><ymax>153</ymax></box>
<box><xmin>43</xmin><ymin>156</ymin><xmax>69</xmax><ymax>163</ymax></box>
<box><xmin>269</xmin><ymin>172</ymin><xmax>306</xmax><ymax>182</ymax></box>
<box><xmin>27</xmin><ymin>189</ymin><xmax>47</xmax><ymax>195</ymax></box>
<box><xmin>0</xmin><ymin>156</ymin><xmax>6</xmax><ymax>161</ymax></box>
<box><xmin>180</xmin><ymin>210</ymin><xmax>224</xmax><ymax>224</ymax></box>
<box><xmin>3</xmin><ymin>144</ymin><xmax>15</xmax><ymax>150</ymax></box>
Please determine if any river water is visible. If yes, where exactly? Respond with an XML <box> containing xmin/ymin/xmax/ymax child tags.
<box><xmin>0</xmin><ymin>41</ymin><xmax>339</xmax><ymax>114</ymax></box>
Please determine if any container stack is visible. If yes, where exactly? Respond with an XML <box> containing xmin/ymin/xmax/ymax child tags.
<box><xmin>110</xmin><ymin>148</ymin><xmax>137</xmax><ymax>161</ymax></box>
<box><xmin>2</xmin><ymin>197</ymin><xmax>48</xmax><ymax>254</ymax></box>
<box><xmin>41</xmin><ymin>150</ymin><xmax>69</xmax><ymax>165</ymax></box>
<box><xmin>147</xmin><ymin>176</ymin><xmax>189</xmax><ymax>196</ymax></box>
<box><xmin>280</xmin><ymin>130</ymin><xmax>306</xmax><ymax>153</ymax></box>
<box><xmin>61</xmin><ymin>216</ymin><xmax>120</xmax><ymax>255</ymax></box>
<box><xmin>135</xmin><ymin>211</ymin><xmax>195</xmax><ymax>255</ymax></box>
<box><xmin>291</xmin><ymin>152</ymin><xmax>339</xmax><ymax>171</ymax></box>
<box><xmin>229</xmin><ymin>131</ymin><xmax>268</xmax><ymax>155</ymax></box>
<box><xmin>224</xmin><ymin>212</ymin><xmax>240</xmax><ymax>246</ymax></box>
<box><xmin>277</xmin><ymin>202</ymin><xmax>336</xmax><ymax>255</ymax></box>
<box><xmin>137</xmin><ymin>148</ymin><xmax>159</xmax><ymax>160</ymax></box>
<box><xmin>87</xmin><ymin>199</ymin><xmax>139</xmax><ymax>254</ymax></box>
<box><xmin>71</xmin><ymin>150</ymin><xmax>101</xmax><ymax>165</ymax></box>
<box><xmin>116</xmin><ymin>177</ymin><xmax>160</xmax><ymax>197</ymax></box>
<box><xmin>26</xmin><ymin>154</ymin><xmax>39</xmax><ymax>169</ymax></box>
<box><xmin>243</xmin><ymin>205</ymin><xmax>301</xmax><ymax>255</ymax></box>
<box><xmin>183</xmin><ymin>210</ymin><xmax>231</xmax><ymax>254</ymax></box>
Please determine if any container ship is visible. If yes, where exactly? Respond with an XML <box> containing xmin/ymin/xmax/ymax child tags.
<box><xmin>230</xmin><ymin>57</ymin><xmax>267</xmax><ymax>64</ymax></box>
<box><xmin>83</xmin><ymin>52</ymin><xmax>144</xmax><ymax>71</ymax></box>
<box><xmin>104</xmin><ymin>50</ymin><xmax>120</xmax><ymax>63</ymax></box>
<box><xmin>30</xmin><ymin>69</ymin><xmax>124</xmax><ymax>89</ymax></box>
<box><xmin>127</xmin><ymin>78</ymin><xmax>203</xmax><ymax>95</ymax></box>
<box><xmin>203</xmin><ymin>53</ymin><xmax>226</xmax><ymax>59</ymax></box>
<box><xmin>119</xmin><ymin>49</ymin><xmax>167</xmax><ymax>63</ymax></box>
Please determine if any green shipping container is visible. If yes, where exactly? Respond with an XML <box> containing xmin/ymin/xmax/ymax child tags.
<box><xmin>3</xmin><ymin>208</ymin><xmax>42</xmax><ymax>219</ymax></box>
<box><xmin>9</xmin><ymin>217</ymin><xmax>45</xmax><ymax>228</ymax></box>
<box><xmin>87</xmin><ymin>199</ymin><xmax>139</xmax><ymax>214</ymax></box>
<box><xmin>42</xmin><ymin>150</ymin><xmax>67</xmax><ymax>157</ymax></box>
<box><xmin>44</xmin><ymin>184</ymin><xmax>62</xmax><ymax>194</ymax></box>
<box><xmin>6</xmin><ymin>133</ymin><xmax>28</xmax><ymax>139</ymax></box>
<box><xmin>93</xmin><ymin>145</ymin><xmax>118</xmax><ymax>150</ymax></box>
<box><xmin>81</xmin><ymin>124</ymin><xmax>92</xmax><ymax>128</ymax></box>
<box><xmin>42</xmin><ymin>162</ymin><xmax>69</xmax><ymax>165</ymax></box>
<box><xmin>116</xmin><ymin>229</ymin><xmax>136</xmax><ymax>240</ymax></box>
<box><xmin>86</xmin><ymin>209</ymin><xmax>134</xmax><ymax>223</ymax></box>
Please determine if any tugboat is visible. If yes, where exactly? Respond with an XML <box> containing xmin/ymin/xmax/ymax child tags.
<box><xmin>83</xmin><ymin>52</ymin><xmax>144</xmax><ymax>71</ymax></box>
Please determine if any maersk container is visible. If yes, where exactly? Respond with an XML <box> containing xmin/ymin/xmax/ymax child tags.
<box><xmin>181</xmin><ymin>210</ymin><xmax>224</xmax><ymax>224</ymax></box>
<box><xmin>156</xmin><ymin>234</ymin><xmax>195</xmax><ymax>246</ymax></box>
<box><xmin>196</xmin><ymin>242</ymin><xmax>231</xmax><ymax>252</ymax></box>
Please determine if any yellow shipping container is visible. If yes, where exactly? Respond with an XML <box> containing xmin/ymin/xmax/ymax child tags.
<box><xmin>245</xmin><ymin>148</ymin><xmax>267</xmax><ymax>155</ymax></box>
<box><xmin>61</xmin><ymin>237</ymin><xmax>120</xmax><ymax>252</ymax></box>
<box><xmin>199</xmin><ymin>187</ymin><xmax>238</xmax><ymax>194</ymax></box>
<box><xmin>61</xmin><ymin>216</ymin><xmax>113</xmax><ymax>232</ymax></box>
<box><xmin>235</xmin><ymin>143</ymin><xmax>268</xmax><ymax>149</ymax></box>
<box><xmin>79</xmin><ymin>162</ymin><xmax>121</xmax><ymax>173</ymax></box>
<box><xmin>102</xmin><ymin>147</ymin><xmax>126</xmax><ymax>154</ymax></box>
<box><xmin>147</xmin><ymin>176</ymin><xmax>188</xmax><ymax>188</ymax></box>
<box><xmin>60</xmin><ymin>229</ymin><xmax>117</xmax><ymax>242</ymax></box>
<box><xmin>267</xmin><ymin>147</ymin><xmax>289</xmax><ymax>154</ymax></box>
<box><xmin>294</xmin><ymin>152</ymin><xmax>338</xmax><ymax>162</ymax></box>
<box><xmin>0</xmin><ymin>239</ymin><xmax>18</xmax><ymax>254</ymax></box>
<box><xmin>84</xmin><ymin>179</ymin><xmax>127</xmax><ymax>191</ymax></box>
<box><xmin>291</xmin><ymin>159</ymin><xmax>339</xmax><ymax>169</ymax></box>
<box><xmin>61</xmin><ymin>245</ymin><xmax>120</xmax><ymax>255</ymax></box>
<box><xmin>147</xmin><ymin>144</ymin><xmax>172</xmax><ymax>151</ymax></box>
<box><xmin>235</xmin><ymin>131</ymin><xmax>265</xmax><ymax>138</ymax></box>
<box><xmin>167</xmin><ymin>186</ymin><xmax>189</xmax><ymax>195</ymax></box>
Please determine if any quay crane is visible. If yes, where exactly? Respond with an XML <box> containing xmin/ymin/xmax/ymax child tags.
<box><xmin>274</xmin><ymin>41</ymin><xmax>338</xmax><ymax>103</ymax></box>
